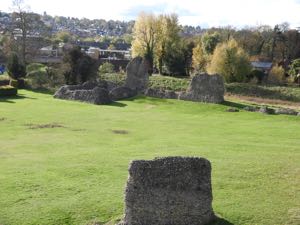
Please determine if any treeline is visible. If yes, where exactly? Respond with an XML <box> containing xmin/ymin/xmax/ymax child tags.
<box><xmin>131</xmin><ymin>13</ymin><xmax>300</xmax><ymax>83</ymax></box>
<box><xmin>2</xmin><ymin>3</ymin><xmax>300</xmax><ymax>84</ymax></box>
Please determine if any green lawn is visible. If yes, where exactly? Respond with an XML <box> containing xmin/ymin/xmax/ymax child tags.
<box><xmin>0</xmin><ymin>90</ymin><xmax>299</xmax><ymax>225</ymax></box>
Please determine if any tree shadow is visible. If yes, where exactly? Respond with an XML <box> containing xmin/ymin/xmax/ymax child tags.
<box><xmin>209</xmin><ymin>216</ymin><xmax>234</xmax><ymax>225</ymax></box>
<box><xmin>0</xmin><ymin>94</ymin><xmax>36</xmax><ymax>104</ymax></box>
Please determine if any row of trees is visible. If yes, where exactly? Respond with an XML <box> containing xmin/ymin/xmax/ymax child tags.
<box><xmin>132</xmin><ymin>13</ymin><xmax>193</xmax><ymax>76</ymax></box>
<box><xmin>191</xmin><ymin>33</ymin><xmax>251</xmax><ymax>82</ymax></box>
<box><xmin>131</xmin><ymin>12</ymin><xmax>300</xmax><ymax>82</ymax></box>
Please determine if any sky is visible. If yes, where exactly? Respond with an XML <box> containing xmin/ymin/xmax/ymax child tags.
<box><xmin>1</xmin><ymin>0</ymin><xmax>300</xmax><ymax>28</ymax></box>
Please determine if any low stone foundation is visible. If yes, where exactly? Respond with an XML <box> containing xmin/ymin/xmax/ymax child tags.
<box><xmin>54</xmin><ymin>82</ymin><xmax>111</xmax><ymax>105</ymax></box>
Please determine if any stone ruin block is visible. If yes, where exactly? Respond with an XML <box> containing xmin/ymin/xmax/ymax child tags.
<box><xmin>125</xmin><ymin>56</ymin><xmax>149</xmax><ymax>93</ymax></box>
<box><xmin>54</xmin><ymin>81</ymin><xmax>111</xmax><ymax>105</ymax></box>
<box><xmin>179</xmin><ymin>73</ymin><xmax>225</xmax><ymax>103</ymax></box>
<box><xmin>118</xmin><ymin>157</ymin><xmax>215</xmax><ymax>225</ymax></box>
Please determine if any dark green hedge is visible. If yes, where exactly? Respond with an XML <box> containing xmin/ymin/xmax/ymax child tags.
<box><xmin>0</xmin><ymin>85</ymin><xmax>18</xmax><ymax>96</ymax></box>
<box><xmin>0</xmin><ymin>80</ymin><xmax>10</xmax><ymax>86</ymax></box>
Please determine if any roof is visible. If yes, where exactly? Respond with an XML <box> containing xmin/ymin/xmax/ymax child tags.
<box><xmin>251</xmin><ymin>61</ymin><xmax>273</xmax><ymax>69</ymax></box>
<box><xmin>40</xmin><ymin>46</ymin><xmax>53</xmax><ymax>51</ymax></box>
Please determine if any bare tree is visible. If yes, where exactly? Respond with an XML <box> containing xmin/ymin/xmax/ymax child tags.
<box><xmin>10</xmin><ymin>0</ymin><xmax>47</xmax><ymax>63</ymax></box>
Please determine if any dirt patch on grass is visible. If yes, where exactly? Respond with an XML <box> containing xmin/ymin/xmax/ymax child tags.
<box><xmin>226</xmin><ymin>94</ymin><xmax>300</xmax><ymax>110</ymax></box>
<box><xmin>112</xmin><ymin>129</ymin><xmax>129</xmax><ymax>134</ymax></box>
<box><xmin>0</xmin><ymin>117</ymin><xmax>6</xmax><ymax>121</ymax></box>
<box><xmin>145</xmin><ymin>104</ymin><xmax>156</xmax><ymax>109</ymax></box>
<box><xmin>25</xmin><ymin>123</ymin><xmax>65</xmax><ymax>129</ymax></box>
<box><xmin>286</xmin><ymin>208</ymin><xmax>300</xmax><ymax>225</ymax></box>
<box><xmin>71</xmin><ymin>128</ymin><xmax>87</xmax><ymax>132</ymax></box>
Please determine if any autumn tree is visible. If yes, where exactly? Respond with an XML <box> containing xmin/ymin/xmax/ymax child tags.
<box><xmin>132</xmin><ymin>12</ymin><xmax>160</xmax><ymax>75</ymax></box>
<box><xmin>132</xmin><ymin>13</ymin><xmax>182</xmax><ymax>75</ymax></box>
<box><xmin>156</xmin><ymin>14</ymin><xmax>181</xmax><ymax>74</ymax></box>
<box><xmin>191</xmin><ymin>32</ymin><xmax>221</xmax><ymax>74</ymax></box>
<box><xmin>201</xmin><ymin>32</ymin><xmax>221</xmax><ymax>55</ymax></box>
<box><xmin>192</xmin><ymin>42</ymin><xmax>207</xmax><ymax>72</ymax></box>
<box><xmin>207</xmin><ymin>39</ymin><xmax>251</xmax><ymax>82</ymax></box>
<box><xmin>268</xmin><ymin>65</ymin><xmax>285</xmax><ymax>85</ymax></box>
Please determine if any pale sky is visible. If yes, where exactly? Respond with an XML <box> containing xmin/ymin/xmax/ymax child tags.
<box><xmin>1</xmin><ymin>0</ymin><xmax>300</xmax><ymax>28</ymax></box>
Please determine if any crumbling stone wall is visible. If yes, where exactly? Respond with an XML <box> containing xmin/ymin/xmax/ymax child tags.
<box><xmin>118</xmin><ymin>157</ymin><xmax>215</xmax><ymax>225</ymax></box>
<box><xmin>54</xmin><ymin>81</ymin><xmax>111</xmax><ymax>105</ymax></box>
<box><xmin>179</xmin><ymin>73</ymin><xmax>225</xmax><ymax>103</ymax></box>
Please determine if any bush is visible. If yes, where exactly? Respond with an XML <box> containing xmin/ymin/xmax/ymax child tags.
<box><xmin>248</xmin><ymin>69</ymin><xmax>265</xmax><ymax>84</ymax></box>
<box><xmin>100</xmin><ymin>73</ymin><xmax>126</xmax><ymax>86</ymax></box>
<box><xmin>0</xmin><ymin>85</ymin><xmax>17</xmax><ymax>96</ymax></box>
<box><xmin>0</xmin><ymin>79</ymin><xmax>10</xmax><ymax>86</ymax></box>
<box><xmin>6</xmin><ymin>52</ymin><xmax>26</xmax><ymax>80</ymax></box>
<box><xmin>63</xmin><ymin>46</ymin><xmax>98</xmax><ymax>85</ymax></box>
<box><xmin>99</xmin><ymin>62</ymin><xmax>115</xmax><ymax>74</ymax></box>
<box><xmin>26</xmin><ymin>63</ymin><xmax>46</xmax><ymax>74</ymax></box>
<box><xmin>149</xmin><ymin>75</ymin><xmax>189</xmax><ymax>91</ymax></box>
<box><xmin>26</xmin><ymin>70</ymin><xmax>50</xmax><ymax>89</ymax></box>
<box><xmin>288</xmin><ymin>58</ymin><xmax>300</xmax><ymax>83</ymax></box>
<box><xmin>25</xmin><ymin>64</ymin><xmax>64</xmax><ymax>90</ymax></box>
<box><xmin>268</xmin><ymin>65</ymin><xmax>285</xmax><ymax>85</ymax></box>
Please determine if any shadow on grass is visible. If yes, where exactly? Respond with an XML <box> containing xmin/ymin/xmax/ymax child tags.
<box><xmin>108</xmin><ymin>102</ymin><xmax>127</xmax><ymax>107</ymax></box>
<box><xmin>209</xmin><ymin>217</ymin><xmax>234</xmax><ymax>225</ymax></box>
<box><xmin>122</xmin><ymin>95</ymin><xmax>173</xmax><ymax>104</ymax></box>
<box><xmin>0</xmin><ymin>94</ymin><xmax>36</xmax><ymax>103</ymax></box>
<box><xmin>221</xmin><ymin>100</ymin><xmax>250</xmax><ymax>109</ymax></box>
<box><xmin>26</xmin><ymin>88</ymin><xmax>55</xmax><ymax>95</ymax></box>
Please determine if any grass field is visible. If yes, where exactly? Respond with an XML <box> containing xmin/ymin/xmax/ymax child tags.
<box><xmin>0</xmin><ymin>90</ymin><xmax>299</xmax><ymax>225</ymax></box>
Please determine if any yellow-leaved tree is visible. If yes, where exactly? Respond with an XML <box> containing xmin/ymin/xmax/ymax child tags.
<box><xmin>268</xmin><ymin>65</ymin><xmax>285</xmax><ymax>84</ymax></box>
<box><xmin>131</xmin><ymin>12</ymin><xmax>160</xmax><ymax>74</ymax></box>
<box><xmin>156</xmin><ymin>14</ymin><xmax>181</xmax><ymax>74</ymax></box>
<box><xmin>131</xmin><ymin>12</ymin><xmax>181</xmax><ymax>75</ymax></box>
<box><xmin>207</xmin><ymin>39</ymin><xmax>251</xmax><ymax>82</ymax></box>
<box><xmin>192</xmin><ymin>42</ymin><xmax>207</xmax><ymax>73</ymax></box>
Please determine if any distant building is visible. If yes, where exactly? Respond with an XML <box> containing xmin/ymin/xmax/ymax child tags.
<box><xmin>251</xmin><ymin>61</ymin><xmax>273</xmax><ymax>73</ymax></box>
<box><xmin>40</xmin><ymin>45</ymin><xmax>57</xmax><ymax>57</ymax></box>
<box><xmin>87</xmin><ymin>47</ymin><xmax>100</xmax><ymax>59</ymax></box>
<box><xmin>86</xmin><ymin>47</ymin><xmax>131</xmax><ymax>60</ymax></box>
